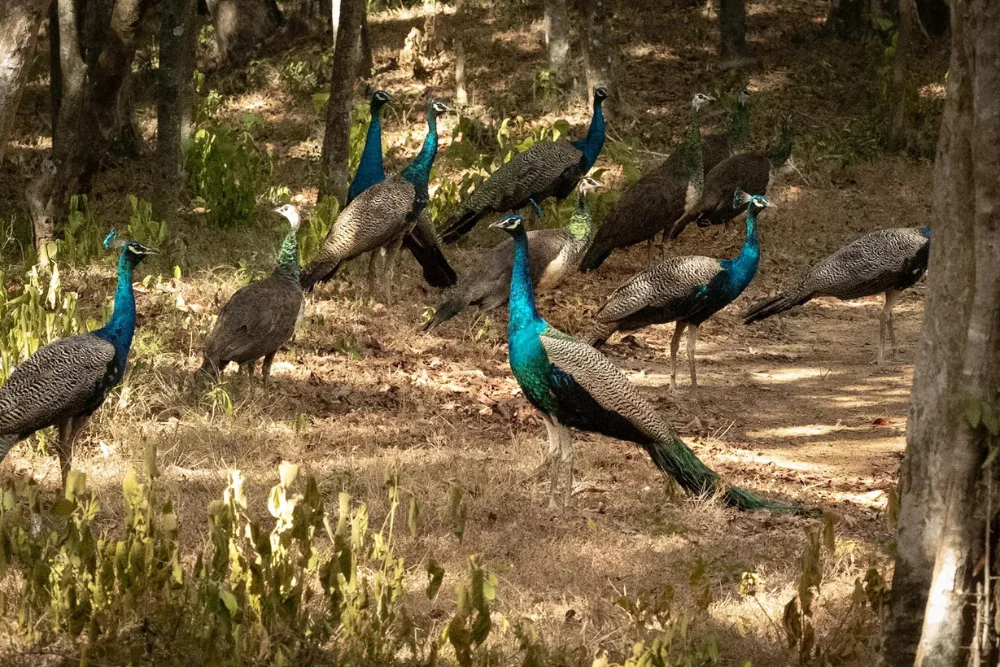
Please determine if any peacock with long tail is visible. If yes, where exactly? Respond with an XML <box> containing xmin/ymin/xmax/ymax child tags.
<box><xmin>588</xmin><ymin>192</ymin><xmax>769</xmax><ymax>391</ymax></box>
<box><xmin>0</xmin><ymin>232</ymin><xmax>156</xmax><ymax>481</ymax></box>
<box><xmin>348</xmin><ymin>91</ymin><xmax>456</xmax><ymax>290</ymax></box>
<box><xmin>670</xmin><ymin>117</ymin><xmax>791</xmax><ymax>239</ymax></box>
<box><xmin>494</xmin><ymin>213</ymin><xmax>801</xmax><ymax>513</ymax></box>
<box><xmin>300</xmin><ymin>98</ymin><xmax>452</xmax><ymax>300</ymax></box>
<box><xmin>201</xmin><ymin>204</ymin><xmax>305</xmax><ymax>386</ymax></box>
<box><xmin>425</xmin><ymin>177</ymin><xmax>601</xmax><ymax>331</ymax></box>
<box><xmin>440</xmin><ymin>87</ymin><xmax>608</xmax><ymax>244</ymax></box>
<box><xmin>744</xmin><ymin>226</ymin><xmax>930</xmax><ymax>363</ymax></box>
<box><xmin>579</xmin><ymin>92</ymin><xmax>721</xmax><ymax>272</ymax></box>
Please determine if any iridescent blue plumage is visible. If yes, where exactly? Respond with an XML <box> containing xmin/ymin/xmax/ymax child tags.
<box><xmin>347</xmin><ymin>91</ymin><xmax>391</xmax><ymax>204</ymax></box>
<box><xmin>569</xmin><ymin>91</ymin><xmax>607</xmax><ymax>170</ymax></box>
<box><xmin>400</xmin><ymin>98</ymin><xmax>445</xmax><ymax>218</ymax></box>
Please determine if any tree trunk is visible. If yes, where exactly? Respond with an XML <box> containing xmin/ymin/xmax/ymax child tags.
<box><xmin>719</xmin><ymin>0</ymin><xmax>748</xmax><ymax>68</ymax></box>
<box><xmin>879</xmin><ymin>0</ymin><xmax>1000</xmax><ymax>664</ymax></box>
<box><xmin>358</xmin><ymin>7</ymin><xmax>372</xmax><ymax>78</ymax></box>
<box><xmin>580</xmin><ymin>0</ymin><xmax>617</xmax><ymax>115</ymax></box>
<box><xmin>318</xmin><ymin>0</ymin><xmax>364</xmax><ymax>202</ymax></box>
<box><xmin>887</xmin><ymin>0</ymin><xmax>914</xmax><ymax>151</ymax></box>
<box><xmin>28</xmin><ymin>0</ymin><xmax>154</xmax><ymax>249</ymax></box>
<box><xmin>0</xmin><ymin>0</ymin><xmax>51</xmax><ymax>165</ymax></box>
<box><xmin>543</xmin><ymin>0</ymin><xmax>570</xmax><ymax>79</ymax></box>
<box><xmin>154</xmin><ymin>0</ymin><xmax>198</xmax><ymax>221</ymax></box>
<box><xmin>914</xmin><ymin>0</ymin><xmax>948</xmax><ymax>36</ymax></box>
<box><xmin>206</xmin><ymin>0</ymin><xmax>282</xmax><ymax>67</ymax></box>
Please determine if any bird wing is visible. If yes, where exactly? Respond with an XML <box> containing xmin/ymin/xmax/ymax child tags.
<box><xmin>461</xmin><ymin>142</ymin><xmax>584</xmax><ymax>214</ymax></box>
<box><xmin>538</xmin><ymin>329</ymin><xmax>667</xmax><ymax>442</ymax></box>
<box><xmin>313</xmin><ymin>175</ymin><xmax>416</xmax><ymax>264</ymax></box>
<box><xmin>700</xmin><ymin>152</ymin><xmax>770</xmax><ymax>211</ymax></box>
<box><xmin>0</xmin><ymin>334</ymin><xmax>117</xmax><ymax>436</ymax></box>
<box><xmin>204</xmin><ymin>276</ymin><xmax>303</xmax><ymax>364</ymax></box>
<box><xmin>596</xmin><ymin>256</ymin><xmax>722</xmax><ymax>322</ymax></box>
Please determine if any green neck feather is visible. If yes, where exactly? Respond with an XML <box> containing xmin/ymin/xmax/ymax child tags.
<box><xmin>566</xmin><ymin>194</ymin><xmax>595</xmax><ymax>242</ymax></box>
<box><xmin>276</xmin><ymin>228</ymin><xmax>300</xmax><ymax>278</ymax></box>
<box><xmin>729</xmin><ymin>99</ymin><xmax>749</xmax><ymax>151</ymax></box>
<box><xmin>681</xmin><ymin>106</ymin><xmax>705</xmax><ymax>189</ymax></box>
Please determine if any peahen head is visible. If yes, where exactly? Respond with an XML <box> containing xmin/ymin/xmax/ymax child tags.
<box><xmin>578</xmin><ymin>176</ymin><xmax>601</xmax><ymax>196</ymax></box>
<box><xmin>274</xmin><ymin>204</ymin><xmax>301</xmax><ymax>231</ymax></box>
<box><xmin>104</xmin><ymin>230</ymin><xmax>157</xmax><ymax>268</ymax></box>
<box><xmin>691</xmin><ymin>93</ymin><xmax>716</xmax><ymax>112</ymax></box>
<box><xmin>371</xmin><ymin>90</ymin><xmax>392</xmax><ymax>112</ymax></box>
<box><xmin>491</xmin><ymin>214</ymin><xmax>524</xmax><ymax>236</ymax></box>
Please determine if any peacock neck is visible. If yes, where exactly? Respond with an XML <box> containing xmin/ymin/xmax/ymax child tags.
<box><xmin>723</xmin><ymin>210</ymin><xmax>760</xmax><ymax>291</ymax></box>
<box><xmin>275</xmin><ymin>228</ymin><xmax>300</xmax><ymax>280</ymax></box>
<box><xmin>571</xmin><ymin>98</ymin><xmax>606</xmax><ymax>170</ymax></box>
<box><xmin>94</xmin><ymin>252</ymin><xmax>137</xmax><ymax>362</ymax></box>
<box><xmin>348</xmin><ymin>105</ymin><xmax>386</xmax><ymax>202</ymax></box>
<box><xmin>919</xmin><ymin>226</ymin><xmax>931</xmax><ymax>239</ymax></box>
<box><xmin>508</xmin><ymin>228</ymin><xmax>542</xmax><ymax>337</ymax></box>
<box><xmin>566</xmin><ymin>196</ymin><xmax>595</xmax><ymax>242</ymax></box>
<box><xmin>400</xmin><ymin>112</ymin><xmax>438</xmax><ymax>190</ymax></box>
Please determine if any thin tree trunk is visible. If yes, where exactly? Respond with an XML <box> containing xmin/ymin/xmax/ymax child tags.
<box><xmin>580</xmin><ymin>0</ymin><xmax>617</xmax><ymax>115</ymax></box>
<box><xmin>455</xmin><ymin>39</ymin><xmax>468</xmax><ymax>106</ymax></box>
<box><xmin>719</xmin><ymin>0</ymin><xmax>748</xmax><ymax>68</ymax></box>
<box><xmin>206</xmin><ymin>0</ymin><xmax>282</xmax><ymax>67</ymax></box>
<box><xmin>358</xmin><ymin>7</ymin><xmax>372</xmax><ymax>78</ymax></box>
<box><xmin>880</xmin><ymin>0</ymin><xmax>1000</xmax><ymax>663</ymax></box>
<box><xmin>155</xmin><ymin>0</ymin><xmax>198</xmax><ymax>221</ymax></box>
<box><xmin>543</xmin><ymin>0</ymin><xmax>570</xmax><ymax>79</ymax></box>
<box><xmin>318</xmin><ymin>0</ymin><xmax>364</xmax><ymax>202</ymax></box>
<box><xmin>0</xmin><ymin>0</ymin><xmax>51</xmax><ymax>165</ymax></box>
<box><xmin>887</xmin><ymin>0</ymin><xmax>914</xmax><ymax>151</ymax></box>
<box><xmin>330</xmin><ymin>0</ymin><xmax>341</xmax><ymax>48</ymax></box>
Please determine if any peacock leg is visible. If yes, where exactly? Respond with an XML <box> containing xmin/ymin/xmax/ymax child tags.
<box><xmin>382</xmin><ymin>236</ymin><xmax>405</xmax><ymax>304</ymax></box>
<box><xmin>883</xmin><ymin>289</ymin><xmax>902</xmax><ymax>362</ymax></box>
<box><xmin>262</xmin><ymin>352</ymin><xmax>276</xmax><ymax>389</ymax></box>
<box><xmin>367</xmin><ymin>251</ymin><xmax>382</xmax><ymax>301</ymax></box>
<box><xmin>557</xmin><ymin>421</ymin><xmax>574</xmax><ymax>508</ymax></box>
<box><xmin>528</xmin><ymin>198</ymin><xmax>544</xmax><ymax>219</ymax></box>
<box><xmin>687</xmin><ymin>324</ymin><xmax>700</xmax><ymax>390</ymax></box>
<box><xmin>541</xmin><ymin>414</ymin><xmax>562</xmax><ymax>510</ymax></box>
<box><xmin>669</xmin><ymin>322</ymin><xmax>688</xmax><ymax>392</ymax></box>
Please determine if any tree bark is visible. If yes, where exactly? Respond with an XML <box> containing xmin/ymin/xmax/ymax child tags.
<box><xmin>205</xmin><ymin>0</ymin><xmax>282</xmax><ymax>67</ymax></box>
<box><xmin>879</xmin><ymin>0</ymin><xmax>1000</xmax><ymax>664</ymax></box>
<box><xmin>719</xmin><ymin>0</ymin><xmax>748</xmax><ymax>67</ymax></box>
<box><xmin>580</xmin><ymin>0</ymin><xmax>617</xmax><ymax>115</ymax></box>
<box><xmin>543</xmin><ymin>0</ymin><xmax>570</xmax><ymax>79</ymax></box>
<box><xmin>318</xmin><ymin>0</ymin><xmax>364</xmax><ymax>202</ymax></box>
<box><xmin>887</xmin><ymin>0</ymin><xmax>914</xmax><ymax>151</ymax></box>
<box><xmin>358</xmin><ymin>7</ymin><xmax>372</xmax><ymax>78</ymax></box>
<box><xmin>154</xmin><ymin>0</ymin><xmax>198</xmax><ymax>221</ymax></box>
<box><xmin>0</xmin><ymin>0</ymin><xmax>51</xmax><ymax>165</ymax></box>
<box><xmin>28</xmin><ymin>0</ymin><xmax>154</xmax><ymax>248</ymax></box>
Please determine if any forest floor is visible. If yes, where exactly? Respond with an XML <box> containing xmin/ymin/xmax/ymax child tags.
<box><xmin>0</xmin><ymin>0</ymin><xmax>948</xmax><ymax>663</ymax></box>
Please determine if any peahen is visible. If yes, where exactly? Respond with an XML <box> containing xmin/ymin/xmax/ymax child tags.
<box><xmin>495</xmin><ymin>213</ymin><xmax>799</xmax><ymax>513</ymax></box>
<box><xmin>588</xmin><ymin>191</ymin><xmax>770</xmax><ymax>391</ymax></box>
<box><xmin>425</xmin><ymin>177</ymin><xmax>601</xmax><ymax>331</ymax></box>
<box><xmin>579</xmin><ymin>93</ymin><xmax>721</xmax><ymax>272</ymax></box>
<box><xmin>670</xmin><ymin>117</ymin><xmax>791</xmax><ymax>239</ymax></box>
<box><xmin>348</xmin><ymin>90</ymin><xmax>456</xmax><ymax>290</ymax></box>
<box><xmin>440</xmin><ymin>87</ymin><xmax>608</xmax><ymax>244</ymax></box>
<box><xmin>201</xmin><ymin>204</ymin><xmax>305</xmax><ymax>386</ymax></box>
<box><xmin>0</xmin><ymin>232</ymin><xmax>156</xmax><ymax>481</ymax></box>
<box><xmin>300</xmin><ymin>98</ymin><xmax>452</xmax><ymax>300</ymax></box>
<box><xmin>745</xmin><ymin>226</ymin><xmax>930</xmax><ymax>364</ymax></box>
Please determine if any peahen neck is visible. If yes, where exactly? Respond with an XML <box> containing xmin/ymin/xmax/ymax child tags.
<box><xmin>94</xmin><ymin>252</ymin><xmax>137</xmax><ymax>362</ymax></box>
<box><xmin>721</xmin><ymin>209</ymin><xmax>760</xmax><ymax>291</ymax></box>
<box><xmin>347</xmin><ymin>103</ymin><xmax>386</xmax><ymax>203</ymax></box>
<box><xmin>570</xmin><ymin>98</ymin><xmax>606</xmax><ymax>170</ymax></box>
<box><xmin>508</xmin><ymin>228</ymin><xmax>543</xmax><ymax>337</ymax></box>
<box><xmin>730</xmin><ymin>99</ymin><xmax>749</xmax><ymax>150</ymax></box>
<box><xmin>275</xmin><ymin>227</ymin><xmax>300</xmax><ymax>280</ymax></box>
<box><xmin>919</xmin><ymin>226</ymin><xmax>931</xmax><ymax>239</ymax></box>
<box><xmin>681</xmin><ymin>106</ymin><xmax>705</xmax><ymax>184</ymax></box>
<box><xmin>400</xmin><ymin>112</ymin><xmax>439</xmax><ymax>191</ymax></box>
<box><xmin>767</xmin><ymin>126</ymin><xmax>793</xmax><ymax>168</ymax></box>
<box><xmin>567</xmin><ymin>195</ymin><xmax>595</xmax><ymax>242</ymax></box>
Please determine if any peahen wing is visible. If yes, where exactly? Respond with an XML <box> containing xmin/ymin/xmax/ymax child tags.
<box><xmin>0</xmin><ymin>334</ymin><xmax>117</xmax><ymax>437</ymax></box>
<box><xmin>596</xmin><ymin>256</ymin><xmax>723</xmax><ymax>323</ymax></box>
<box><xmin>204</xmin><ymin>275</ymin><xmax>303</xmax><ymax>365</ymax></box>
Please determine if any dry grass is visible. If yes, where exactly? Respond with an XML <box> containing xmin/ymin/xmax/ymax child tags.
<box><xmin>0</xmin><ymin>0</ymin><xmax>949</xmax><ymax>662</ymax></box>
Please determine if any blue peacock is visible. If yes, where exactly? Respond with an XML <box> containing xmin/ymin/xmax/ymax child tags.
<box><xmin>588</xmin><ymin>191</ymin><xmax>769</xmax><ymax>391</ymax></box>
<box><xmin>0</xmin><ymin>232</ymin><xmax>156</xmax><ymax>481</ymax></box>
<box><xmin>494</xmin><ymin>213</ymin><xmax>801</xmax><ymax>513</ymax></box>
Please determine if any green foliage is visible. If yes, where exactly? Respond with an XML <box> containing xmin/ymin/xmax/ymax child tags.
<box><xmin>186</xmin><ymin>113</ymin><xmax>274</xmax><ymax>228</ymax></box>
<box><xmin>300</xmin><ymin>196</ymin><xmax>340</xmax><ymax>266</ymax></box>
<box><xmin>59</xmin><ymin>195</ymin><xmax>106</xmax><ymax>265</ymax></box>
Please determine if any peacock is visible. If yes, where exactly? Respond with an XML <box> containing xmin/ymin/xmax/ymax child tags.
<box><xmin>579</xmin><ymin>92</ymin><xmax>722</xmax><ymax>272</ymax></box>
<box><xmin>744</xmin><ymin>226</ymin><xmax>930</xmax><ymax>364</ymax></box>
<box><xmin>439</xmin><ymin>87</ymin><xmax>608</xmax><ymax>244</ymax></box>
<box><xmin>670</xmin><ymin>117</ymin><xmax>791</xmax><ymax>239</ymax></box>
<box><xmin>348</xmin><ymin>90</ymin><xmax>456</xmax><ymax>290</ymax></box>
<box><xmin>424</xmin><ymin>177</ymin><xmax>601</xmax><ymax>331</ymax></box>
<box><xmin>588</xmin><ymin>191</ymin><xmax>770</xmax><ymax>391</ymax></box>
<box><xmin>494</xmin><ymin>213</ymin><xmax>800</xmax><ymax>513</ymax></box>
<box><xmin>300</xmin><ymin>98</ymin><xmax>452</xmax><ymax>300</ymax></box>
<box><xmin>201</xmin><ymin>204</ymin><xmax>305</xmax><ymax>386</ymax></box>
<box><xmin>0</xmin><ymin>232</ymin><xmax>156</xmax><ymax>481</ymax></box>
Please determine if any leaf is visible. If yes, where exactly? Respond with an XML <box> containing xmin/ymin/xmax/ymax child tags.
<box><xmin>426</xmin><ymin>558</ymin><xmax>445</xmax><ymax>599</ymax></box>
<box><xmin>65</xmin><ymin>471</ymin><xmax>86</xmax><ymax>500</ymax></box>
<box><xmin>408</xmin><ymin>497</ymin><xmax>420</xmax><ymax>538</ymax></box>
<box><xmin>51</xmin><ymin>498</ymin><xmax>75</xmax><ymax>517</ymax></box>
<box><xmin>312</xmin><ymin>92</ymin><xmax>331</xmax><ymax>113</ymax></box>
<box><xmin>144</xmin><ymin>440</ymin><xmax>159</xmax><ymax>480</ymax></box>
<box><xmin>279</xmin><ymin>461</ymin><xmax>299</xmax><ymax>488</ymax></box>
<box><xmin>471</xmin><ymin>610</ymin><xmax>491</xmax><ymax>645</ymax></box>
<box><xmin>782</xmin><ymin>598</ymin><xmax>801</xmax><ymax>648</ymax></box>
<box><xmin>219</xmin><ymin>588</ymin><xmax>238</xmax><ymax>616</ymax></box>
<box><xmin>965</xmin><ymin>398</ymin><xmax>983</xmax><ymax>428</ymax></box>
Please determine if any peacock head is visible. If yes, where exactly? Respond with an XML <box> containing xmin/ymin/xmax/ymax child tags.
<box><xmin>691</xmin><ymin>93</ymin><xmax>716</xmax><ymax>112</ymax></box>
<box><xmin>593</xmin><ymin>87</ymin><xmax>609</xmax><ymax>105</ymax></box>
<box><xmin>491</xmin><ymin>214</ymin><xmax>524</xmax><ymax>236</ymax></box>
<box><xmin>274</xmin><ymin>203</ymin><xmax>301</xmax><ymax>231</ymax></box>
<box><xmin>427</xmin><ymin>98</ymin><xmax>451</xmax><ymax>121</ymax></box>
<box><xmin>737</xmin><ymin>88</ymin><xmax>753</xmax><ymax>106</ymax></box>
<box><xmin>578</xmin><ymin>176</ymin><xmax>602</xmax><ymax>195</ymax></box>
<box><xmin>371</xmin><ymin>90</ymin><xmax>392</xmax><ymax>111</ymax></box>
<box><xmin>104</xmin><ymin>230</ymin><xmax>157</xmax><ymax>268</ymax></box>
<box><xmin>733</xmin><ymin>189</ymin><xmax>773</xmax><ymax>214</ymax></box>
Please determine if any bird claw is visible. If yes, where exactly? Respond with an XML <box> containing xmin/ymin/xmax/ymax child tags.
<box><xmin>529</xmin><ymin>199</ymin><xmax>544</xmax><ymax>219</ymax></box>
